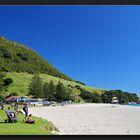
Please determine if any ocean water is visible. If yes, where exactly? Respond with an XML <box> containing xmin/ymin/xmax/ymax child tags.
<box><xmin>126</xmin><ymin>104</ymin><xmax>140</xmax><ymax>107</ymax></box>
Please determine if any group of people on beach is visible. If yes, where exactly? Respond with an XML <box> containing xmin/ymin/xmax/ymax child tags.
<box><xmin>14</xmin><ymin>103</ymin><xmax>35</xmax><ymax>124</ymax></box>
<box><xmin>0</xmin><ymin>101</ymin><xmax>35</xmax><ymax>124</ymax></box>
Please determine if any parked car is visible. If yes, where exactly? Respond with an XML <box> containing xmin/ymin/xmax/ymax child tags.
<box><xmin>43</xmin><ymin>101</ymin><xmax>51</xmax><ymax>106</ymax></box>
<box><xmin>60</xmin><ymin>100</ymin><xmax>72</xmax><ymax>106</ymax></box>
<box><xmin>27</xmin><ymin>99</ymin><xmax>43</xmax><ymax>106</ymax></box>
<box><xmin>50</xmin><ymin>101</ymin><xmax>56</xmax><ymax>105</ymax></box>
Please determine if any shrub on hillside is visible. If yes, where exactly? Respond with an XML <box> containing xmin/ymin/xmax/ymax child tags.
<box><xmin>17</xmin><ymin>52</ymin><xmax>29</xmax><ymax>61</ymax></box>
<box><xmin>4</xmin><ymin>52</ymin><xmax>12</xmax><ymax>59</ymax></box>
<box><xmin>4</xmin><ymin>78</ymin><xmax>13</xmax><ymax>86</ymax></box>
<box><xmin>80</xmin><ymin>90</ymin><xmax>102</xmax><ymax>103</ymax></box>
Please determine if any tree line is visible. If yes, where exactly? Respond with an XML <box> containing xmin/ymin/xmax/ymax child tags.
<box><xmin>28</xmin><ymin>74</ymin><xmax>139</xmax><ymax>104</ymax></box>
<box><xmin>0</xmin><ymin>72</ymin><xmax>139</xmax><ymax>104</ymax></box>
<box><xmin>28</xmin><ymin>74</ymin><xmax>82</xmax><ymax>102</ymax></box>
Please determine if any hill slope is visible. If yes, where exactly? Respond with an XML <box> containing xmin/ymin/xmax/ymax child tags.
<box><xmin>6</xmin><ymin>72</ymin><xmax>105</xmax><ymax>96</ymax></box>
<box><xmin>0</xmin><ymin>36</ymin><xmax>72</xmax><ymax>81</ymax></box>
<box><xmin>0</xmin><ymin>36</ymin><xmax>106</xmax><ymax>97</ymax></box>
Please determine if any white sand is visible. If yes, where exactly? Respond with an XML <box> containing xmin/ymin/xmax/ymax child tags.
<box><xmin>29</xmin><ymin>103</ymin><xmax>140</xmax><ymax>135</ymax></box>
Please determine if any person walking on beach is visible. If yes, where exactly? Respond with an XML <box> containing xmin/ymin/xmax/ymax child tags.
<box><xmin>23</xmin><ymin>103</ymin><xmax>28</xmax><ymax>119</ymax></box>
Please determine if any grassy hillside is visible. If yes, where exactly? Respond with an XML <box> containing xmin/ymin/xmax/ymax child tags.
<box><xmin>0</xmin><ymin>36</ymin><xmax>73</xmax><ymax>81</ymax></box>
<box><xmin>0</xmin><ymin>36</ymin><xmax>106</xmax><ymax>98</ymax></box>
<box><xmin>5</xmin><ymin>72</ymin><xmax>105</xmax><ymax>96</ymax></box>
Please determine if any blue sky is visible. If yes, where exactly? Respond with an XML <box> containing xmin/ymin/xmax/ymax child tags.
<box><xmin>0</xmin><ymin>5</ymin><xmax>140</xmax><ymax>96</ymax></box>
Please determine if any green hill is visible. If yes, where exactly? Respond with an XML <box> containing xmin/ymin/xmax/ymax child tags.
<box><xmin>0</xmin><ymin>36</ymin><xmax>106</xmax><ymax>97</ymax></box>
<box><xmin>5</xmin><ymin>72</ymin><xmax>105</xmax><ymax>96</ymax></box>
<box><xmin>0</xmin><ymin>36</ymin><xmax>72</xmax><ymax>81</ymax></box>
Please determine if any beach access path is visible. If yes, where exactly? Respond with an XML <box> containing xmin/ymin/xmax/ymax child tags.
<box><xmin>29</xmin><ymin>103</ymin><xmax>140</xmax><ymax>135</ymax></box>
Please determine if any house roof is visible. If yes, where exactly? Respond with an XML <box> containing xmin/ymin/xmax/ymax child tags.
<box><xmin>6</xmin><ymin>96</ymin><xmax>21</xmax><ymax>101</ymax></box>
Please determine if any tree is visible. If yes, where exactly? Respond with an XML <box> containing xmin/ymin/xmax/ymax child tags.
<box><xmin>102</xmin><ymin>90</ymin><xmax>139</xmax><ymax>104</ymax></box>
<box><xmin>43</xmin><ymin>80</ymin><xmax>56</xmax><ymax>101</ymax></box>
<box><xmin>101</xmin><ymin>94</ymin><xmax>110</xmax><ymax>103</ymax></box>
<box><xmin>28</xmin><ymin>74</ymin><xmax>43</xmax><ymax>99</ymax></box>
<box><xmin>132</xmin><ymin>93</ymin><xmax>139</xmax><ymax>103</ymax></box>
<box><xmin>48</xmin><ymin>80</ymin><xmax>56</xmax><ymax>101</ymax></box>
<box><xmin>3</xmin><ymin>78</ymin><xmax>13</xmax><ymax>86</ymax></box>
<box><xmin>80</xmin><ymin>90</ymin><xmax>102</xmax><ymax>103</ymax></box>
<box><xmin>102</xmin><ymin>90</ymin><xmax>121</xmax><ymax>103</ymax></box>
<box><xmin>0</xmin><ymin>72</ymin><xmax>6</xmax><ymax>97</ymax></box>
<box><xmin>43</xmin><ymin>81</ymin><xmax>50</xmax><ymax>99</ymax></box>
<box><xmin>66</xmin><ymin>85</ymin><xmax>82</xmax><ymax>102</ymax></box>
<box><xmin>118</xmin><ymin>93</ymin><xmax>129</xmax><ymax>104</ymax></box>
<box><xmin>0</xmin><ymin>72</ymin><xmax>15</xmax><ymax>98</ymax></box>
<box><xmin>55</xmin><ymin>81</ymin><xmax>70</xmax><ymax>102</ymax></box>
<box><xmin>80</xmin><ymin>90</ymin><xmax>93</xmax><ymax>102</ymax></box>
<box><xmin>92</xmin><ymin>93</ymin><xmax>102</xmax><ymax>103</ymax></box>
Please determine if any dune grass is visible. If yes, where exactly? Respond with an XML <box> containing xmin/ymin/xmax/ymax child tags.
<box><xmin>0</xmin><ymin>105</ymin><xmax>59</xmax><ymax>135</ymax></box>
<box><xmin>5</xmin><ymin>72</ymin><xmax>105</xmax><ymax>96</ymax></box>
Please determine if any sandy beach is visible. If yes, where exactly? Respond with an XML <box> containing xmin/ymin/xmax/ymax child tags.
<box><xmin>29</xmin><ymin>103</ymin><xmax>140</xmax><ymax>135</ymax></box>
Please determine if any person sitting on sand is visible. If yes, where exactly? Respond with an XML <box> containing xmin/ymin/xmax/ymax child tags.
<box><xmin>25</xmin><ymin>114</ymin><xmax>35</xmax><ymax>124</ymax></box>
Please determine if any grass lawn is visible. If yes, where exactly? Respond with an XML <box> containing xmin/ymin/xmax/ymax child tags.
<box><xmin>0</xmin><ymin>105</ymin><xmax>59</xmax><ymax>135</ymax></box>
